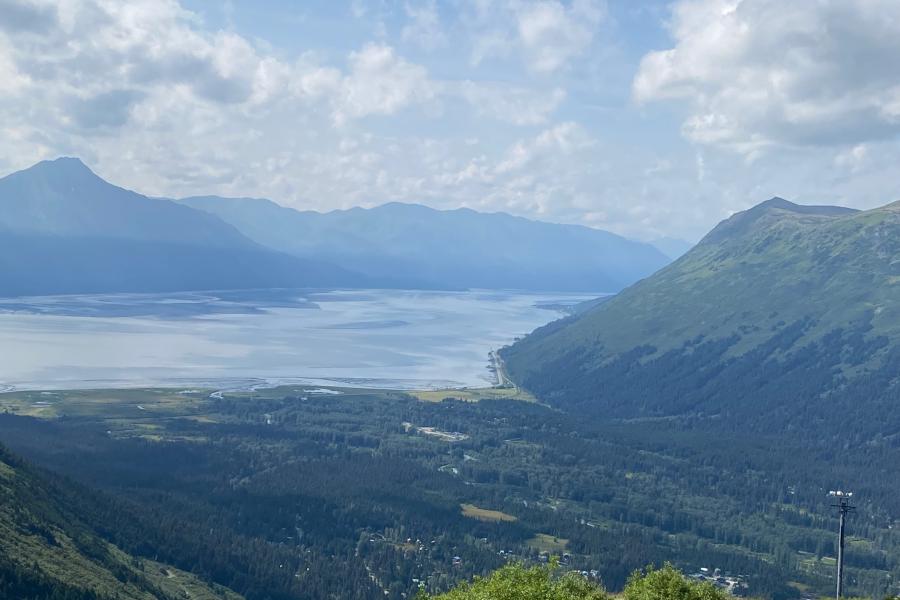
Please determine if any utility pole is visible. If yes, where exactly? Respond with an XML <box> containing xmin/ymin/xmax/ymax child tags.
<box><xmin>829</xmin><ymin>490</ymin><xmax>855</xmax><ymax>600</ymax></box>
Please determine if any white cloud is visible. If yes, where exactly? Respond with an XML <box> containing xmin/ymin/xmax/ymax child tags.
<box><xmin>496</xmin><ymin>121</ymin><xmax>594</xmax><ymax>173</ymax></box>
<box><xmin>3</xmin><ymin>0</ymin><xmax>287</xmax><ymax>117</ymax></box>
<box><xmin>459</xmin><ymin>82</ymin><xmax>565</xmax><ymax>125</ymax></box>
<box><xmin>0</xmin><ymin>0</ymin><xmax>570</xmax><ymax>162</ymax></box>
<box><xmin>333</xmin><ymin>44</ymin><xmax>437</xmax><ymax>123</ymax></box>
<box><xmin>0</xmin><ymin>0</ymin><xmax>573</xmax><ymax>134</ymax></box>
<box><xmin>403</xmin><ymin>122</ymin><xmax>606</xmax><ymax>220</ymax></box>
<box><xmin>515</xmin><ymin>0</ymin><xmax>605</xmax><ymax>73</ymax></box>
<box><xmin>402</xmin><ymin>1</ymin><xmax>446</xmax><ymax>51</ymax></box>
<box><xmin>0</xmin><ymin>37</ymin><xmax>28</xmax><ymax>93</ymax></box>
<box><xmin>467</xmin><ymin>0</ymin><xmax>606</xmax><ymax>73</ymax></box>
<box><xmin>297</xmin><ymin>46</ymin><xmax>566</xmax><ymax>127</ymax></box>
<box><xmin>834</xmin><ymin>144</ymin><xmax>868</xmax><ymax>173</ymax></box>
<box><xmin>634</xmin><ymin>0</ymin><xmax>900</xmax><ymax>152</ymax></box>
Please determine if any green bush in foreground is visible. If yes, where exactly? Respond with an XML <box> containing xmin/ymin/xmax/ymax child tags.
<box><xmin>624</xmin><ymin>564</ymin><xmax>730</xmax><ymax>600</ymax></box>
<box><xmin>424</xmin><ymin>560</ymin><xmax>608</xmax><ymax>600</ymax></box>
<box><xmin>424</xmin><ymin>561</ymin><xmax>731</xmax><ymax>600</ymax></box>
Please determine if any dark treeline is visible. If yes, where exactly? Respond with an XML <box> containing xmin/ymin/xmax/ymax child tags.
<box><xmin>0</xmin><ymin>444</ymin><xmax>183</xmax><ymax>600</ymax></box>
<box><xmin>505</xmin><ymin>318</ymin><xmax>900</xmax><ymax>445</ymax></box>
<box><xmin>0</xmin><ymin>558</ymin><xmax>108</xmax><ymax>600</ymax></box>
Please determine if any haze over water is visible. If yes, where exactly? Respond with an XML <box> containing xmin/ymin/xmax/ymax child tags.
<box><xmin>0</xmin><ymin>288</ymin><xmax>595</xmax><ymax>392</ymax></box>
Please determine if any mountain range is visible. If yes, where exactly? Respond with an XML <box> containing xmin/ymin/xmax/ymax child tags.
<box><xmin>178</xmin><ymin>195</ymin><xmax>669</xmax><ymax>292</ymax></box>
<box><xmin>0</xmin><ymin>158</ymin><xmax>670</xmax><ymax>297</ymax></box>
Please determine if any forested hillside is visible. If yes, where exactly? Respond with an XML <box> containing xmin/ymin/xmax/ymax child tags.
<box><xmin>0</xmin><ymin>443</ymin><xmax>241</xmax><ymax>600</ymax></box>
<box><xmin>494</xmin><ymin>197</ymin><xmax>900</xmax><ymax>598</ymax></box>
<box><xmin>503</xmin><ymin>197</ymin><xmax>900</xmax><ymax>444</ymax></box>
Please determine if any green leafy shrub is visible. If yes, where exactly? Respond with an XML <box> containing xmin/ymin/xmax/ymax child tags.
<box><xmin>427</xmin><ymin>561</ymin><xmax>733</xmax><ymax>600</ymax></box>
<box><xmin>425</xmin><ymin>560</ymin><xmax>608</xmax><ymax>600</ymax></box>
<box><xmin>624</xmin><ymin>564</ymin><xmax>730</xmax><ymax>600</ymax></box>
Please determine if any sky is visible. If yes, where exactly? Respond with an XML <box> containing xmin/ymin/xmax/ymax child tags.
<box><xmin>2</xmin><ymin>0</ymin><xmax>900</xmax><ymax>242</ymax></box>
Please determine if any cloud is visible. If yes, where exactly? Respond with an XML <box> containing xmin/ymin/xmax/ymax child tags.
<box><xmin>415</xmin><ymin>122</ymin><xmax>607</xmax><ymax>221</ymax></box>
<box><xmin>0</xmin><ymin>37</ymin><xmax>28</xmax><ymax>93</ymax></box>
<box><xmin>468</xmin><ymin>0</ymin><xmax>606</xmax><ymax>73</ymax></box>
<box><xmin>0</xmin><ymin>0</ymin><xmax>56</xmax><ymax>33</ymax></box>
<box><xmin>15</xmin><ymin>0</ymin><xmax>900</xmax><ymax>245</ymax></box>
<box><xmin>634</xmin><ymin>0</ymin><xmax>900</xmax><ymax>152</ymax></box>
<box><xmin>68</xmin><ymin>89</ymin><xmax>145</xmax><ymax>130</ymax></box>
<box><xmin>402</xmin><ymin>1</ymin><xmax>446</xmax><ymax>51</ymax></box>
<box><xmin>0</xmin><ymin>1</ymin><xmax>567</xmax><ymax>139</ymax></box>
<box><xmin>496</xmin><ymin>121</ymin><xmax>594</xmax><ymax>173</ymax></box>
<box><xmin>834</xmin><ymin>144</ymin><xmax>868</xmax><ymax>173</ymax></box>
<box><xmin>515</xmin><ymin>0</ymin><xmax>605</xmax><ymax>73</ymax></box>
<box><xmin>459</xmin><ymin>82</ymin><xmax>565</xmax><ymax>125</ymax></box>
<box><xmin>3</xmin><ymin>0</ymin><xmax>286</xmax><ymax>110</ymax></box>
<box><xmin>333</xmin><ymin>44</ymin><xmax>437</xmax><ymax>123</ymax></box>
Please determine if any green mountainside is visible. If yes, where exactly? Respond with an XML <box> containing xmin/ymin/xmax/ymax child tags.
<box><xmin>503</xmin><ymin>198</ymin><xmax>900</xmax><ymax>440</ymax></box>
<box><xmin>0</xmin><ymin>443</ymin><xmax>241</xmax><ymax>600</ymax></box>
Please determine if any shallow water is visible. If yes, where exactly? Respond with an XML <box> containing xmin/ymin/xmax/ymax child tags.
<box><xmin>0</xmin><ymin>288</ymin><xmax>597</xmax><ymax>391</ymax></box>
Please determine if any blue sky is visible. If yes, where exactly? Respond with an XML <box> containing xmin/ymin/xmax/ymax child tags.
<box><xmin>2</xmin><ymin>0</ymin><xmax>900</xmax><ymax>242</ymax></box>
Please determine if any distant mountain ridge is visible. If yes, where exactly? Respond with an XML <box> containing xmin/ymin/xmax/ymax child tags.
<box><xmin>179</xmin><ymin>196</ymin><xmax>670</xmax><ymax>292</ymax></box>
<box><xmin>0</xmin><ymin>158</ymin><xmax>359</xmax><ymax>296</ymax></box>
<box><xmin>0</xmin><ymin>158</ymin><xmax>249</xmax><ymax>246</ymax></box>
<box><xmin>1</xmin><ymin>157</ymin><xmax>670</xmax><ymax>296</ymax></box>
<box><xmin>502</xmin><ymin>197</ymin><xmax>900</xmax><ymax>443</ymax></box>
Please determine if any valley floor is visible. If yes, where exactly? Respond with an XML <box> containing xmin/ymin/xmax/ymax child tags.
<box><xmin>0</xmin><ymin>384</ymin><xmax>896</xmax><ymax>599</ymax></box>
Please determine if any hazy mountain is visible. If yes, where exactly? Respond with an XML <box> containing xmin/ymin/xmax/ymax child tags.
<box><xmin>0</xmin><ymin>158</ymin><xmax>357</xmax><ymax>296</ymax></box>
<box><xmin>649</xmin><ymin>236</ymin><xmax>694</xmax><ymax>259</ymax></box>
<box><xmin>502</xmin><ymin>197</ymin><xmax>900</xmax><ymax>442</ymax></box>
<box><xmin>179</xmin><ymin>196</ymin><xmax>671</xmax><ymax>292</ymax></box>
<box><xmin>0</xmin><ymin>158</ymin><xmax>252</xmax><ymax>245</ymax></box>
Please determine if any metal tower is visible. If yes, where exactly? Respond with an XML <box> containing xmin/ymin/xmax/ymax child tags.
<box><xmin>829</xmin><ymin>490</ymin><xmax>855</xmax><ymax>600</ymax></box>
